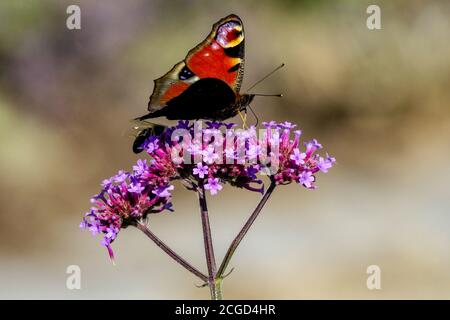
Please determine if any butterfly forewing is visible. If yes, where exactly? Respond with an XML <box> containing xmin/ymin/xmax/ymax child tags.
<box><xmin>147</xmin><ymin>14</ymin><xmax>245</xmax><ymax>113</ymax></box>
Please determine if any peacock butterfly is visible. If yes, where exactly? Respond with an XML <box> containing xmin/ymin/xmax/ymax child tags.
<box><xmin>135</xmin><ymin>14</ymin><xmax>255</xmax><ymax>122</ymax></box>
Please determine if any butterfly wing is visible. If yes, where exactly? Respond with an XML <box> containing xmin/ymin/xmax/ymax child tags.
<box><xmin>185</xmin><ymin>14</ymin><xmax>245</xmax><ymax>92</ymax></box>
<box><xmin>159</xmin><ymin>78</ymin><xmax>236</xmax><ymax>120</ymax></box>
<box><xmin>147</xmin><ymin>14</ymin><xmax>245</xmax><ymax>114</ymax></box>
<box><xmin>147</xmin><ymin>61</ymin><xmax>198</xmax><ymax>113</ymax></box>
<box><xmin>129</xmin><ymin>120</ymin><xmax>167</xmax><ymax>153</ymax></box>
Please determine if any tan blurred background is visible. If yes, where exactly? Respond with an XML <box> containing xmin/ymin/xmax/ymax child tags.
<box><xmin>0</xmin><ymin>0</ymin><xmax>449</xmax><ymax>299</ymax></box>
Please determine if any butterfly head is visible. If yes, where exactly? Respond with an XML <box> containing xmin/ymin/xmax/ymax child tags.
<box><xmin>237</xmin><ymin>93</ymin><xmax>255</xmax><ymax>112</ymax></box>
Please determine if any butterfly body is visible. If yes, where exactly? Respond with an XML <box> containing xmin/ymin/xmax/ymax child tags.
<box><xmin>136</xmin><ymin>14</ymin><xmax>252</xmax><ymax>122</ymax></box>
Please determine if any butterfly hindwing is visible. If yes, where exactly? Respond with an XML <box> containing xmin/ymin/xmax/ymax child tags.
<box><xmin>158</xmin><ymin>78</ymin><xmax>236</xmax><ymax>120</ymax></box>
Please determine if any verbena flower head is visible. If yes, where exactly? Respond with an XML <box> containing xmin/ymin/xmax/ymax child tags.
<box><xmin>80</xmin><ymin>164</ymin><xmax>174</xmax><ymax>260</ymax></box>
<box><xmin>81</xmin><ymin>120</ymin><xmax>335</xmax><ymax>259</ymax></box>
<box><xmin>139</xmin><ymin>120</ymin><xmax>335</xmax><ymax>191</ymax></box>
<box><xmin>260</xmin><ymin>121</ymin><xmax>336</xmax><ymax>188</ymax></box>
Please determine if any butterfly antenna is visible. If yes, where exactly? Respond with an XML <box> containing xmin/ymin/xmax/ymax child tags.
<box><xmin>246</xmin><ymin>63</ymin><xmax>285</xmax><ymax>92</ymax></box>
<box><xmin>252</xmin><ymin>93</ymin><xmax>283</xmax><ymax>97</ymax></box>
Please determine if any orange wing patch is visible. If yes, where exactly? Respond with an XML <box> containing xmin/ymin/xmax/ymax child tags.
<box><xmin>160</xmin><ymin>81</ymin><xmax>190</xmax><ymax>105</ymax></box>
<box><xmin>186</xmin><ymin>40</ymin><xmax>241</xmax><ymax>89</ymax></box>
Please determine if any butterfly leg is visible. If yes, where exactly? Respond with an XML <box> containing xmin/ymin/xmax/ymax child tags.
<box><xmin>238</xmin><ymin>110</ymin><xmax>248</xmax><ymax>129</ymax></box>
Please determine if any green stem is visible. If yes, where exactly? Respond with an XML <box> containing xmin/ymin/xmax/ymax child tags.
<box><xmin>212</xmin><ymin>277</ymin><xmax>223</xmax><ymax>300</ymax></box>
<box><xmin>197</xmin><ymin>182</ymin><xmax>219</xmax><ymax>299</ymax></box>
<box><xmin>136</xmin><ymin>220</ymin><xmax>208</xmax><ymax>283</ymax></box>
<box><xmin>217</xmin><ymin>181</ymin><xmax>276</xmax><ymax>278</ymax></box>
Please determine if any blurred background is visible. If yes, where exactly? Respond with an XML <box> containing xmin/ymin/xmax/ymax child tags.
<box><xmin>0</xmin><ymin>0</ymin><xmax>449</xmax><ymax>299</ymax></box>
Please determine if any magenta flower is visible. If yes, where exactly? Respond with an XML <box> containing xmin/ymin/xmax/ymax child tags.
<box><xmin>317</xmin><ymin>154</ymin><xmax>336</xmax><ymax>173</ymax></box>
<box><xmin>204</xmin><ymin>177</ymin><xmax>223</xmax><ymax>195</ymax></box>
<box><xmin>152</xmin><ymin>185</ymin><xmax>175</xmax><ymax>198</ymax></box>
<box><xmin>113</xmin><ymin>170</ymin><xmax>128</xmax><ymax>183</ymax></box>
<box><xmin>193</xmin><ymin>163</ymin><xmax>209</xmax><ymax>178</ymax></box>
<box><xmin>133</xmin><ymin>159</ymin><xmax>148</xmax><ymax>175</ymax></box>
<box><xmin>202</xmin><ymin>147</ymin><xmax>219</xmax><ymax>164</ymax></box>
<box><xmin>298</xmin><ymin>171</ymin><xmax>315</xmax><ymax>188</ymax></box>
<box><xmin>262</xmin><ymin>120</ymin><xmax>278</xmax><ymax>129</ymax></box>
<box><xmin>127</xmin><ymin>182</ymin><xmax>145</xmax><ymax>193</ymax></box>
<box><xmin>145</xmin><ymin>139</ymin><xmax>159</xmax><ymax>153</ymax></box>
<box><xmin>290</xmin><ymin>148</ymin><xmax>306</xmax><ymax>165</ymax></box>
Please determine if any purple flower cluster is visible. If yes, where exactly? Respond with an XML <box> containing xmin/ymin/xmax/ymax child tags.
<box><xmin>261</xmin><ymin>121</ymin><xmax>336</xmax><ymax>188</ymax></box>
<box><xmin>81</xmin><ymin>120</ymin><xmax>335</xmax><ymax>258</ymax></box>
<box><xmin>80</xmin><ymin>162</ymin><xmax>174</xmax><ymax>260</ymax></box>
<box><xmin>140</xmin><ymin>120</ymin><xmax>335</xmax><ymax>191</ymax></box>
